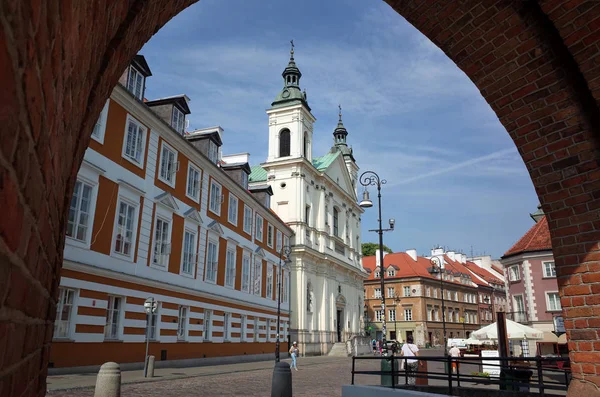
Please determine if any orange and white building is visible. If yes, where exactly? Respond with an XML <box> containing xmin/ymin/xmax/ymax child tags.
<box><xmin>50</xmin><ymin>55</ymin><xmax>294</xmax><ymax>369</ymax></box>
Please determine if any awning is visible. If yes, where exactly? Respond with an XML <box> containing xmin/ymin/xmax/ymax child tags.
<box><xmin>472</xmin><ymin>319</ymin><xmax>544</xmax><ymax>340</ymax></box>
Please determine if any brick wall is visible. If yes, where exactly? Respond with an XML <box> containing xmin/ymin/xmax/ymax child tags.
<box><xmin>1</xmin><ymin>1</ymin><xmax>599</xmax><ymax>396</ymax></box>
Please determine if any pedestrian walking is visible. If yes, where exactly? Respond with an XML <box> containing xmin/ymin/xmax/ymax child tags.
<box><xmin>400</xmin><ymin>335</ymin><xmax>419</xmax><ymax>385</ymax></box>
<box><xmin>289</xmin><ymin>341</ymin><xmax>299</xmax><ymax>371</ymax></box>
<box><xmin>449</xmin><ymin>344</ymin><xmax>461</xmax><ymax>374</ymax></box>
<box><xmin>372</xmin><ymin>339</ymin><xmax>377</xmax><ymax>354</ymax></box>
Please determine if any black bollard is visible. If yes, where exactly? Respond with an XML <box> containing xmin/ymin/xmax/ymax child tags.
<box><xmin>271</xmin><ymin>361</ymin><xmax>293</xmax><ymax>397</ymax></box>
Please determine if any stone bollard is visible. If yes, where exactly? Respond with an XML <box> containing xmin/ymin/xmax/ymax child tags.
<box><xmin>271</xmin><ymin>361</ymin><xmax>292</xmax><ymax>397</ymax></box>
<box><xmin>147</xmin><ymin>355</ymin><xmax>156</xmax><ymax>378</ymax></box>
<box><xmin>94</xmin><ymin>362</ymin><xmax>121</xmax><ymax>397</ymax></box>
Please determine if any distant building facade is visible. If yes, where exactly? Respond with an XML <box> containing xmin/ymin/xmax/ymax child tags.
<box><xmin>51</xmin><ymin>55</ymin><xmax>294</xmax><ymax>369</ymax></box>
<box><xmin>249</xmin><ymin>45</ymin><xmax>366</xmax><ymax>355</ymax></box>
<box><xmin>501</xmin><ymin>206</ymin><xmax>565</xmax><ymax>356</ymax></box>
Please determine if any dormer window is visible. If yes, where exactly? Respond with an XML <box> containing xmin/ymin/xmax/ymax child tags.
<box><xmin>127</xmin><ymin>65</ymin><xmax>144</xmax><ymax>100</ymax></box>
<box><xmin>208</xmin><ymin>141</ymin><xmax>218</xmax><ymax>164</ymax></box>
<box><xmin>387</xmin><ymin>269</ymin><xmax>395</xmax><ymax>277</ymax></box>
<box><xmin>241</xmin><ymin>171</ymin><xmax>248</xmax><ymax>189</ymax></box>
<box><xmin>171</xmin><ymin>107</ymin><xmax>185</xmax><ymax>134</ymax></box>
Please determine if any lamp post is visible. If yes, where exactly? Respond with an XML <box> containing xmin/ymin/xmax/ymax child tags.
<box><xmin>428</xmin><ymin>256</ymin><xmax>447</xmax><ymax>353</ymax></box>
<box><xmin>275</xmin><ymin>245</ymin><xmax>292</xmax><ymax>363</ymax></box>
<box><xmin>484</xmin><ymin>295</ymin><xmax>494</xmax><ymax>324</ymax></box>
<box><xmin>359</xmin><ymin>171</ymin><xmax>395</xmax><ymax>354</ymax></box>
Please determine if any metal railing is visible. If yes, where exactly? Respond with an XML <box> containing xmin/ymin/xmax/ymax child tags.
<box><xmin>351</xmin><ymin>354</ymin><xmax>571</xmax><ymax>396</ymax></box>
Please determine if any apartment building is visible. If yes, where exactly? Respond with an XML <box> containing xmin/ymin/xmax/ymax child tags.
<box><xmin>50</xmin><ymin>55</ymin><xmax>294</xmax><ymax>369</ymax></box>
<box><xmin>362</xmin><ymin>250</ymin><xmax>481</xmax><ymax>347</ymax></box>
<box><xmin>501</xmin><ymin>206</ymin><xmax>565</xmax><ymax>356</ymax></box>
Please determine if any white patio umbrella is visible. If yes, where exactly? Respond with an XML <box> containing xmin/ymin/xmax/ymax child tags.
<box><xmin>472</xmin><ymin>319</ymin><xmax>544</xmax><ymax>340</ymax></box>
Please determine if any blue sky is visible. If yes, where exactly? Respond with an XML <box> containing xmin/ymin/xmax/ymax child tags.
<box><xmin>140</xmin><ymin>0</ymin><xmax>539</xmax><ymax>259</ymax></box>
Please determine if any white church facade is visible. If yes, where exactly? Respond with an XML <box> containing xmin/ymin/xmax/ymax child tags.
<box><xmin>249</xmin><ymin>44</ymin><xmax>368</xmax><ymax>355</ymax></box>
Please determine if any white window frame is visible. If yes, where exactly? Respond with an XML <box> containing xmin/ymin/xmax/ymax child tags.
<box><xmin>177</xmin><ymin>306</ymin><xmax>188</xmax><ymax>341</ymax></box>
<box><xmin>121</xmin><ymin>115</ymin><xmax>147</xmax><ymax>168</ymax></box>
<box><xmin>276</xmin><ymin>231</ymin><xmax>282</xmax><ymax>252</ymax></box>
<box><xmin>158</xmin><ymin>141</ymin><xmax>178</xmax><ymax>188</ymax></box>
<box><xmin>104</xmin><ymin>295</ymin><xmax>123</xmax><ymax>340</ymax></box>
<box><xmin>172</xmin><ymin>106</ymin><xmax>185</xmax><ymax>134</ymax></box>
<box><xmin>255</xmin><ymin>215</ymin><xmax>264</xmax><ymax>242</ymax></box>
<box><xmin>208</xmin><ymin>140</ymin><xmax>219</xmax><ymax>164</ymax></box>
<box><xmin>65</xmin><ymin>162</ymin><xmax>102</xmax><ymax>250</ymax></box>
<box><xmin>180</xmin><ymin>227</ymin><xmax>197</xmax><ymax>277</ymax></box>
<box><xmin>225</xmin><ymin>246</ymin><xmax>236</xmax><ymax>288</ymax></box>
<box><xmin>205</xmin><ymin>238</ymin><xmax>219</xmax><ymax>284</ymax></box>
<box><xmin>388</xmin><ymin>269</ymin><xmax>396</xmax><ymax>277</ymax></box>
<box><xmin>403</xmin><ymin>286</ymin><xmax>411</xmax><ymax>297</ymax></box>
<box><xmin>54</xmin><ymin>288</ymin><xmax>76</xmax><ymax>339</ymax></box>
<box><xmin>546</xmin><ymin>291</ymin><xmax>562</xmax><ymax>312</ymax></box>
<box><xmin>387</xmin><ymin>287</ymin><xmax>395</xmax><ymax>298</ymax></box>
<box><xmin>209</xmin><ymin>180</ymin><xmax>222</xmax><ymax>216</ymax></box>
<box><xmin>243</xmin><ymin>205</ymin><xmax>253</xmax><ymax>235</ymax></box>
<box><xmin>267</xmin><ymin>224</ymin><xmax>274</xmax><ymax>248</ymax></box>
<box><xmin>374</xmin><ymin>288</ymin><xmax>381</xmax><ymax>299</ymax></box>
<box><xmin>223</xmin><ymin>312</ymin><xmax>231</xmax><ymax>341</ymax></box>
<box><xmin>404</xmin><ymin>308</ymin><xmax>413</xmax><ymax>321</ymax></box>
<box><xmin>185</xmin><ymin>163</ymin><xmax>202</xmax><ymax>203</ymax></box>
<box><xmin>66</xmin><ymin>179</ymin><xmax>95</xmax><ymax>245</ymax></box>
<box><xmin>203</xmin><ymin>310</ymin><xmax>212</xmax><ymax>341</ymax></box>
<box><xmin>127</xmin><ymin>64</ymin><xmax>145</xmax><ymax>100</ymax></box>
<box><xmin>284</xmin><ymin>235</ymin><xmax>290</xmax><ymax>250</ymax></box>
<box><xmin>374</xmin><ymin>271</ymin><xmax>380</xmax><ymax>278</ymax></box>
<box><xmin>389</xmin><ymin>309</ymin><xmax>396</xmax><ymax>322</ymax></box>
<box><xmin>228</xmin><ymin>194</ymin><xmax>239</xmax><ymax>226</ymax></box>
<box><xmin>375</xmin><ymin>310</ymin><xmax>383</xmax><ymax>322</ymax></box>
<box><xmin>241</xmin><ymin>252</ymin><xmax>251</xmax><ymax>293</ymax></box>
<box><xmin>151</xmin><ymin>216</ymin><xmax>172</xmax><ymax>269</ymax></box>
<box><xmin>91</xmin><ymin>99</ymin><xmax>110</xmax><ymax>144</ymax></box>
<box><xmin>543</xmin><ymin>261</ymin><xmax>556</xmax><ymax>278</ymax></box>
<box><xmin>253</xmin><ymin>257</ymin><xmax>263</xmax><ymax>296</ymax></box>
<box><xmin>112</xmin><ymin>196</ymin><xmax>139</xmax><ymax>260</ymax></box>
<box><xmin>266</xmin><ymin>265</ymin><xmax>274</xmax><ymax>299</ymax></box>
<box><xmin>509</xmin><ymin>265</ymin><xmax>521</xmax><ymax>281</ymax></box>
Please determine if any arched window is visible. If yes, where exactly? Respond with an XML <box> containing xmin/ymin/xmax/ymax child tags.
<box><xmin>333</xmin><ymin>207</ymin><xmax>339</xmax><ymax>237</ymax></box>
<box><xmin>279</xmin><ymin>129</ymin><xmax>290</xmax><ymax>157</ymax></box>
<box><xmin>303</xmin><ymin>132</ymin><xmax>309</xmax><ymax>158</ymax></box>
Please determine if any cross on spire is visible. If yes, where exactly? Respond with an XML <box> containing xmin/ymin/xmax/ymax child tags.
<box><xmin>338</xmin><ymin>104</ymin><xmax>342</xmax><ymax>121</ymax></box>
<box><xmin>290</xmin><ymin>40</ymin><xmax>295</xmax><ymax>59</ymax></box>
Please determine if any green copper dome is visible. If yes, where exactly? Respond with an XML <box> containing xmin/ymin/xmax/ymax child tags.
<box><xmin>271</xmin><ymin>40</ymin><xmax>311</xmax><ymax>111</ymax></box>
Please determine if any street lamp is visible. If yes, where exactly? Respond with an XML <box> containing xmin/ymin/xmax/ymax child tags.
<box><xmin>275</xmin><ymin>245</ymin><xmax>292</xmax><ymax>363</ymax></box>
<box><xmin>484</xmin><ymin>295</ymin><xmax>494</xmax><ymax>323</ymax></box>
<box><xmin>428</xmin><ymin>256</ymin><xmax>447</xmax><ymax>353</ymax></box>
<box><xmin>359</xmin><ymin>171</ymin><xmax>394</xmax><ymax>354</ymax></box>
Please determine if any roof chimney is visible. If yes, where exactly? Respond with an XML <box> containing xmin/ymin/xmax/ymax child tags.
<box><xmin>447</xmin><ymin>251</ymin><xmax>456</xmax><ymax>261</ymax></box>
<box><xmin>406</xmin><ymin>249</ymin><xmax>417</xmax><ymax>262</ymax></box>
<box><xmin>375</xmin><ymin>249</ymin><xmax>388</xmax><ymax>268</ymax></box>
<box><xmin>431</xmin><ymin>247</ymin><xmax>444</xmax><ymax>256</ymax></box>
<box><xmin>461</xmin><ymin>254</ymin><xmax>467</xmax><ymax>264</ymax></box>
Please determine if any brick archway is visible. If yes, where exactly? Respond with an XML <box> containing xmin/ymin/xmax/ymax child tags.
<box><xmin>1</xmin><ymin>1</ymin><xmax>599</xmax><ymax>395</ymax></box>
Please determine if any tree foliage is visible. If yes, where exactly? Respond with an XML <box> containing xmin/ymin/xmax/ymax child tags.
<box><xmin>362</xmin><ymin>242</ymin><xmax>393</xmax><ymax>257</ymax></box>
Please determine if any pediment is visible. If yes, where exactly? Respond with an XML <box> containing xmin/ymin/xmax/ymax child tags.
<box><xmin>336</xmin><ymin>294</ymin><xmax>346</xmax><ymax>306</ymax></box>
<box><xmin>155</xmin><ymin>192</ymin><xmax>179</xmax><ymax>211</ymax></box>
<box><xmin>184</xmin><ymin>208</ymin><xmax>202</xmax><ymax>224</ymax></box>
<box><xmin>207</xmin><ymin>220</ymin><xmax>224</xmax><ymax>236</ymax></box>
<box><xmin>254</xmin><ymin>247</ymin><xmax>266</xmax><ymax>257</ymax></box>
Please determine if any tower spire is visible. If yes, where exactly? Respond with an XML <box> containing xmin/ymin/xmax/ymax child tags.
<box><xmin>270</xmin><ymin>41</ymin><xmax>310</xmax><ymax>110</ymax></box>
<box><xmin>333</xmin><ymin>104</ymin><xmax>348</xmax><ymax>146</ymax></box>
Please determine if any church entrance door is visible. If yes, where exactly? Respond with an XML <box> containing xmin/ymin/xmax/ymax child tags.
<box><xmin>336</xmin><ymin>310</ymin><xmax>342</xmax><ymax>342</ymax></box>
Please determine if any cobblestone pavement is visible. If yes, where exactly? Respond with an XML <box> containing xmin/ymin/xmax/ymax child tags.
<box><xmin>46</xmin><ymin>357</ymin><xmax>383</xmax><ymax>397</ymax></box>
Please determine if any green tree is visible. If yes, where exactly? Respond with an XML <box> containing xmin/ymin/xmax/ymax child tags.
<box><xmin>362</xmin><ymin>242</ymin><xmax>393</xmax><ymax>257</ymax></box>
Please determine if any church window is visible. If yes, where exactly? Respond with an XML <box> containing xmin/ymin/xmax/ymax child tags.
<box><xmin>279</xmin><ymin>129</ymin><xmax>291</xmax><ymax>157</ymax></box>
<box><xmin>333</xmin><ymin>207</ymin><xmax>339</xmax><ymax>237</ymax></box>
<box><xmin>303</xmin><ymin>132</ymin><xmax>309</xmax><ymax>158</ymax></box>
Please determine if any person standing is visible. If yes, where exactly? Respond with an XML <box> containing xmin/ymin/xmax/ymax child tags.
<box><xmin>400</xmin><ymin>335</ymin><xmax>419</xmax><ymax>385</ymax></box>
<box><xmin>449</xmin><ymin>344</ymin><xmax>461</xmax><ymax>374</ymax></box>
<box><xmin>289</xmin><ymin>341</ymin><xmax>299</xmax><ymax>371</ymax></box>
<box><xmin>372</xmin><ymin>339</ymin><xmax>377</xmax><ymax>354</ymax></box>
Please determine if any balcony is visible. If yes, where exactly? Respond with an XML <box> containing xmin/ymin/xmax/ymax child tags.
<box><xmin>334</xmin><ymin>240</ymin><xmax>345</xmax><ymax>255</ymax></box>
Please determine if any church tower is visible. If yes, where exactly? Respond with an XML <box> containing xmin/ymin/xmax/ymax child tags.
<box><xmin>266</xmin><ymin>41</ymin><xmax>316</xmax><ymax>163</ymax></box>
<box><xmin>332</xmin><ymin>105</ymin><xmax>359</xmax><ymax>196</ymax></box>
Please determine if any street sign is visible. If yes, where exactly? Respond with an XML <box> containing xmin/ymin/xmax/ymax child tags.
<box><xmin>144</xmin><ymin>297</ymin><xmax>158</xmax><ymax>314</ymax></box>
<box><xmin>552</xmin><ymin>315</ymin><xmax>565</xmax><ymax>337</ymax></box>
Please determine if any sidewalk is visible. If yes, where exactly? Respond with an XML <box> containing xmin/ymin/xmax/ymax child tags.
<box><xmin>46</xmin><ymin>356</ymin><xmax>346</xmax><ymax>392</ymax></box>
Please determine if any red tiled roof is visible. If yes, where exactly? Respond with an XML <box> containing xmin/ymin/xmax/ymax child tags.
<box><xmin>463</xmin><ymin>261</ymin><xmax>504</xmax><ymax>286</ymax></box>
<box><xmin>442</xmin><ymin>256</ymin><xmax>487</xmax><ymax>286</ymax></box>
<box><xmin>491</xmin><ymin>264</ymin><xmax>504</xmax><ymax>275</ymax></box>
<box><xmin>362</xmin><ymin>253</ymin><xmax>476</xmax><ymax>288</ymax></box>
<box><xmin>503</xmin><ymin>216</ymin><xmax>552</xmax><ymax>258</ymax></box>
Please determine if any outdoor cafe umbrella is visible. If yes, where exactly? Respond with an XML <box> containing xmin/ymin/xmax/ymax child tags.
<box><xmin>472</xmin><ymin>319</ymin><xmax>544</xmax><ymax>340</ymax></box>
